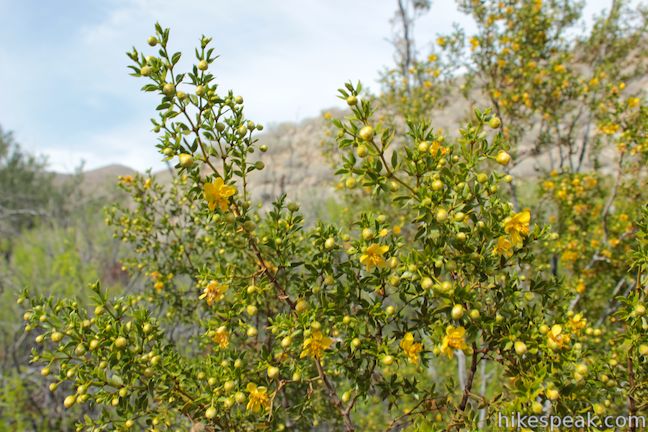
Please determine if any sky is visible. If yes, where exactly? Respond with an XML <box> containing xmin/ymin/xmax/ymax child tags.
<box><xmin>0</xmin><ymin>0</ymin><xmax>615</xmax><ymax>173</ymax></box>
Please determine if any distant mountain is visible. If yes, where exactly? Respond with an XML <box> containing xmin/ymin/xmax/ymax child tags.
<box><xmin>51</xmin><ymin>71</ymin><xmax>646</xmax><ymax>210</ymax></box>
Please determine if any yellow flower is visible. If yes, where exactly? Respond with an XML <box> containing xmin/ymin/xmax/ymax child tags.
<box><xmin>542</xmin><ymin>180</ymin><xmax>555</xmax><ymax>191</ymax></box>
<box><xmin>469</xmin><ymin>36</ymin><xmax>479</xmax><ymax>51</ymax></box>
<box><xmin>492</xmin><ymin>236</ymin><xmax>514</xmax><ymax>257</ymax></box>
<box><xmin>204</xmin><ymin>177</ymin><xmax>236</xmax><ymax>212</ymax></box>
<box><xmin>503</xmin><ymin>210</ymin><xmax>531</xmax><ymax>247</ymax></box>
<box><xmin>547</xmin><ymin>324</ymin><xmax>571</xmax><ymax>350</ymax></box>
<box><xmin>213</xmin><ymin>326</ymin><xmax>229</xmax><ymax>349</ymax></box>
<box><xmin>199</xmin><ymin>280</ymin><xmax>228</xmax><ymax>305</ymax></box>
<box><xmin>360</xmin><ymin>244</ymin><xmax>389</xmax><ymax>271</ymax></box>
<box><xmin>300</xmin><ymin>330</ymin><xmax>333</xmax><ymax>359</ymax></box>
<box><xmin>628</xmin><ymin>97</ymin><xmax>640</xmax><ymax>108</ymax></box>
<box><xmin>567</xmin><ymin>314</ymin><xmax>586</xmax><ymax>334</ymax></box>
<box><xmin>246</xmin><ymin>383</ymin><xmax>271</xmax><ymax>413</ymax></box>
<box><xmin>119</xmin><ymin>175</ymin><xmax>134</xmax><ymax>185</ymax></box>
<box><xmin>440</xmin><ymin>326</ymin><xmax>467</xmax><ymax>357</ymax></box>
<box><xmin>599</xmin><ymin>123</ymin><xmax>619</xmax><ymax>135</ymax></box>
<box><xmin>400</xmin><ymin>333</ymin><xmax>423</xmax><ymax>364</ymax></box>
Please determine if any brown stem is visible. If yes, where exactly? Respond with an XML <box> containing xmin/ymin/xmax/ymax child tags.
<box><xmin>315</xmin><ymin>358</ymin><xmax>355</xmax><ymax>431</ymax></box>
<box><xmin>459</xmin><ymin>344</ymin><xmax>480</xmax><ymax>411</ymax></box>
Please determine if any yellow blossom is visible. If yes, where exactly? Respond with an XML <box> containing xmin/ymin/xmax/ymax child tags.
<box><xmin>503</xmin><ymin>210</ymin><xmax>531</xmax><ymax>247</ymax></box>
<box><xmin>199</xmin><ymin>280</ymin><xmax>228</xmax><ymax>305</ymax></box>
<box><xmin>300</xmin><ymin>330</ymin><xmax>333</xmax><ymax>359</ymax></box>
<box><xmin>440</xmin><ymin>326</ymin><xmax>467</xmax><ymax>357</ymax></box>
<box><xmin>213</xmin><ymin>326</ymin><xmax>229</xmax><ymax>348</ymax></box>
<box><xmin>567</xmin><ymin>314</ymin><xmax>586</xmax><ymax>334</ymax></box>
<box><xmin>400</xmin><ymin>333</ymin><xmax>423</xmax><ymax>364</ymax></box>
<box><xmin>204</xmin><ymin>177</ymin><xmax>236</xmax><ymax>212</ymax></box>
<box><xmin>542</xmin><ymin>180</ymin><xmax>555</xmax><ymax>191</ymax></box>
<box><xmin>360</xmin><ymin>244</ymin><xmax>389</xmax><ymax>271</ymax></box>
<box><xmin>547</xmin><ymin>324</ymin><xmax>571</xmax><ymax>350</ymax></box>
<box><xmin>599</xmin><ymin>123</ymin><xmax>619</xmax><ymax>135</ymax></box>
<box><xmin>492</xmin><ymin>236</ymin><xmax>514</xmax><ymax>257</ymax></box>
<box><xmin>119</xmin><ymin>175</ymin><xmax>134</xmax><ymax>185</ymax></box>
<box><xmin>469</xmin><ymin>36</ymin><xmax>480</xmax><ymax>51</ymax></box>
<box><xmin>246</xmin><ymin>383</ymin><xmax>271</xmax><ymax>413</ymax></box>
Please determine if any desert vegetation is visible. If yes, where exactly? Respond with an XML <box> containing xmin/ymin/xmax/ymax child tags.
<box><xmin>2</xmin><ymin>0</ymin><xmax>647</xmax><ymax>431</ymax></box>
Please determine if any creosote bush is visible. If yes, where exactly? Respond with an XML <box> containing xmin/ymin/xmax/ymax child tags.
<box><xmin>20</xmin><ymin>18</ymin><xmax>646</xmax><ymax>432</ymax></box>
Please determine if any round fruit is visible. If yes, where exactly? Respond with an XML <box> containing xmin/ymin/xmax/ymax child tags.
<box><xmin>362</xmin><ymin>228</ymin><xmax>374</xmax><ymax>240</ymax></box>
<box><xmin>223</xmin><ymin>380</ymin><xmax>235</xmax><ymax>392</ymax></box>
<box><xmin>267</xmin><ymin>366</ymin><xmax>279</xmax><ymax>379</ymax></box>
<box><xmin>140</xmin><ymin>66</ymin><xmax>152</xmax><ymax>76</ymax></box>
<box><xmin>205</xmin><ymin>406</ymin><xmax>217</xmax><ymax>419</ymax></box>
<box><xmin>496</xmin><ymin>150</ymin><xmax>511</xmax><ymax>166</ymax></box>
<box><xmin>341</xmin><ymin>391</ymin><xmax>351</xmax><ymax>403</ymax></box>
<box><xmin>198</xmin><ymin>60</ymin><xmax>208</xmax><ymax>71</ymax></box>
<box><xmin>421</xmin><ymin>277</ymin><xmax>433</xmax><ymax>290</ymax></box>
<box><xmin>281</xmin><ymin>336</ymin><xmax>292</xmax><ymax>348</ymax></box>
<box><xmin>64</xmin><ymin>395</ymin><xmax>77</xmax><ymax>409</ymax></box>
<box><xmin>382</xmin><ymin>355</ymin><xmax>394</xmax><ymax>366</ymax></box>
<box><xmin>162</xmin><ymin>83</ymin><xmax>176</xmax><ymax>97</ymax></box>
<box><xmin>295</xmin><ymin>299</ymin><xmax>308</xmax><ymax>313</ymax></box>
<box><xmin>346</xmin><ymin>95</ymin><xmax>357</xmax><ymax>106</ymax></box>
<box><xmin>357</xmin><ymin>144</ymin><xmax>368</xmax><ymax>158</ymax></box>
<box><xmin>359</xmin><ymin>126</ymin><xmax>375</xmax><ymax>141</ymax></box>
<box><xmin>514</xmin><ymin>340</ymin><xmax>527</xmax><ymax>355</ymax></box>
<box><xmin>147</xmin><ymin>36</ymin><xmax>158</xmax><ymax>46</ymax></box>
<box><xmin>51</xmin><ymin>332</ymin><xmax>64</xmax><ymax>343</ymax></box>
<box><xmin>179</xmin><ymin>153</ymin><xmax>193</xmax><ymax>168</ymax></box>
<box><xmin>489</xmin><ymin>116</ymin><xmax>501</xmax><ymax>129</ymax></box>
<box><xmin>324</xmin><ymin>237</ymin><xmax>335</xmax><ymax>249</ymax></box>
<box><xmin>451</xmin><ymin>304</ymin><xmax>464</xmax><ymax>320</ymax></box>
<box><xmin>431</xmin><ymin>180</ymin><xmax>444</xmax><ymax>191</ymax></box>
<box><xmin>435</xmin><ymin>208</ymin><xmax>448</xmax><ymax>223</ymax></box>
<box><xmin>196</xmin><ymin>85</ymin><xmax>206</xmax><ymax>96</ymax></box>
<box><xmin>114</xmin><ymin>337</ymin><xmax>127</xmax><ymax>349</ymax></box>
